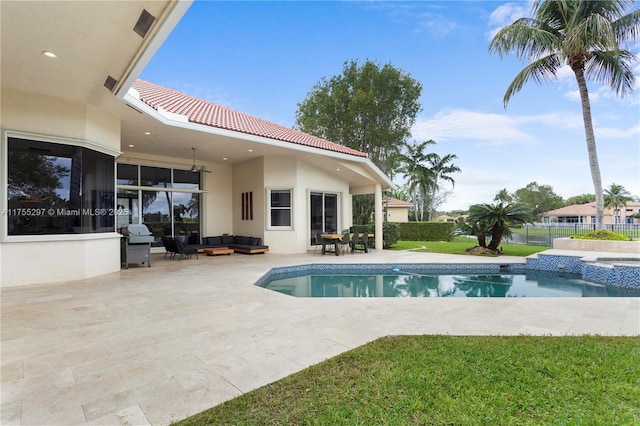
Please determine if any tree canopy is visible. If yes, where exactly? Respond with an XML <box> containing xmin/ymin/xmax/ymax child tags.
<box><xmin>513</xmin><ymin>182</ymin><xmax>564</xmax><ymax>220</ymax></box>
<box><xmin>295</xmin><ymin>59</ymin><xmax>422</xmax><ymax>176</ymax></box>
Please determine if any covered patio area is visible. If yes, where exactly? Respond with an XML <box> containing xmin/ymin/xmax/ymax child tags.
<box><xmin>2</xmin><ymin>250</ymin><xmax>638</xmax><ymax>425</ymax></box>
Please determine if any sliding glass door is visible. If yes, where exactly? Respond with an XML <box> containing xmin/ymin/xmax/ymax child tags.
<box><xmin>310</xmin><ymin>192</ymin><xmax>338</xmax><ymax>244</ymax></box>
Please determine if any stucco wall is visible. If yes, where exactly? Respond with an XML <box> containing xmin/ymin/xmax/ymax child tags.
<box><xmin>264</xmin><ymin>157</ymin><xmax>351</xmax><ymax>253</ymax></box>
<box><xmin>1</xmin><ymin>89</ymin><xmax>122</xmax><ymax>286</ymax></box>
<box><xmin>553</xmin><ymin>237</ymin><xmax>640</xmax><ymax>253</ymax></box>
<box><xmin>202</xmin><ymin>161</ymin><xmax>233</xmax><ymax>238</ymax></box>
<box><xmin>387</xmin><ymin>207</ymin><xmax>409</xmax><ymax>222</ymax></box>
<box><xmin>1</xmin><ymin>236</ymin><xmax>121</xmax><ymax>287</ymax></box>
<box><xmin>2</xmin><ymin>88</ymin><xmax>120</xmax><ymax>150</ymax></box>
<box><xmin>232</xmin><ymin>157</ymin><xmax>265</xmax><ymax>239</ymax></box>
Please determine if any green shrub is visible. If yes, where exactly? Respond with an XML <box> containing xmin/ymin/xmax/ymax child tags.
<box><xmin>382</xmin><ymin>222</ymin><xmax>399</xmax><ymax>248</ymax></box>
<box><xmin>398</xmin><ymin>222</ymin><xmax>455</xmax><ymax>242</ymax></box>
<box><xmin>572</xmin><ymin>230</ymin><xmax>630</xmax><ymax>241</ymax></box>
<box><xmin>351</xmin><ymin>223</ymin><xmax>400</xmax><ymax>248</ymax></box>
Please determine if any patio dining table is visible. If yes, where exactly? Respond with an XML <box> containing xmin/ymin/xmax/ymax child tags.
<box><xmin>320</xmin><ymin>233</ymin><xmax>375</xmax><ymax>255</ymax></box>
<box><xmin>320</xmin><ymin>233</ymin><xmax>344</xmax><ymax>256</ymax></box>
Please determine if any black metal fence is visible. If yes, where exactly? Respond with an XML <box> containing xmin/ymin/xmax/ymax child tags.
<box><xmin>503</xmin><ymin>223</ymin><xmax>640</xmax><ymax>246</ymax></box>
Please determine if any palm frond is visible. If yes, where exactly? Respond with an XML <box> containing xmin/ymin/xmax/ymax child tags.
<box><xmin>612</xmin><ymin>7</ymin><xmax>640</xmax><ymax>44</ymax></box>
<box><xmin>503</xmin><ymin>54</ymin><xmax>562</xmax><ymax>106</ymax></box>
<box><xmin>587</xmin><ymin>50</ymin><xmax>637</xmax><ymax>96</ymax></box>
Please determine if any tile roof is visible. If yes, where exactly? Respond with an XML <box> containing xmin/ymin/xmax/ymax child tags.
<box><xmin>543</xmin><ymin>201</ymin><xmax>640</xmax><ymax>216</ymax></box>
<box><xmin>383</xmin><ymin>196</ymin><xmax>413</xmax><ymax>207</ymax></box>
<box><xmin>132</xmin><ymin>79</ymin><xmax>367</xmax><ymax>158</ymax></box>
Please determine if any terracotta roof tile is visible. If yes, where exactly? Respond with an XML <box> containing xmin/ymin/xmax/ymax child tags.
<box><xmin>383</xmin><ymin>196</ymin><xmax>413</xmax><ymax>207</ymax></box>
<box><xmin>132</xmin><ymin>79</ymin><xmax>367</xmax><ymax>158</ymax></box>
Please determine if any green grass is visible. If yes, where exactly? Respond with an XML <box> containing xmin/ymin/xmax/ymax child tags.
<box><xmin>175</xmin><ymin>336</ymin><xmax>640</xmax><ymax>425</ymax></box>
<box><xmin>391</xmin><ymin>237</ymin><xmax>549</xmax><ymax>257</ymax></box>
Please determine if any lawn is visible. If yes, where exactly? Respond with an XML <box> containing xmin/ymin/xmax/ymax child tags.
<box><xmin>391</xmin><ymin>237</ymin><xmax>549</xmax><ymax>257</ymax></box>
<box><xmin>175</xmin><ymin>336</ymin><xmax>640</xmax><ymax>425</ymax></box>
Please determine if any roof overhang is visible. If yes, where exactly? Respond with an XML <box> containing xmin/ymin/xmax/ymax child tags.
<box><xmin>122</xmin><ymin>90</ymin><xmax>394</xmax><ymax>190</ymax></box>
<box><xmin>1</xmin><ymin>1</ymin><xmax>192</xmax><ymax>108</ymax></box>
<box><xmin>2</xmin><ymin>0</ymin><xmax>392</xmax><ymax>191</ymax></box>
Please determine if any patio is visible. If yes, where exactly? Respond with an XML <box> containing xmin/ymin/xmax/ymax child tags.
<box><xmin>2</xmin><ymin>250</ymin><xmax>638</xmax><ymax>425</ymax></box>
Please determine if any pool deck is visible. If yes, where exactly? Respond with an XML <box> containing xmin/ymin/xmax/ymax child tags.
<box><xmin>2</xmin><ymin>249</ymin><xmax>639</xmax><ymax>425</ymax></box>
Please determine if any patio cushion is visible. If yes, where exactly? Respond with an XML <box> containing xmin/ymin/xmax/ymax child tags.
<box><xmin>203</xmin><ymin>236</ymin><xmax>222</xmax><ymax>246</ymax></box>
<box><xmin>235</xmin><ymin>236</ymin><xmax>250</xmax><ymax>245</ymax></box>
<box><xmin>221</xmin><ymin>235</ymin><xmax>235</xmax><ymax>245</ymax></box>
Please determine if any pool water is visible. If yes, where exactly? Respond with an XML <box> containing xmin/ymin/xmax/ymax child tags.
<box><xmin>262</xmin><ymin>270</ymin><xmax>640</xmax><ymax>298</ymax></box>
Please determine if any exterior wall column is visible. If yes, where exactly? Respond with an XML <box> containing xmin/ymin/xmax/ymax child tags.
<box><xmin>374</xmin><ymin>183</ymin><xmax>383</xmax><ymax>250</ymax></box>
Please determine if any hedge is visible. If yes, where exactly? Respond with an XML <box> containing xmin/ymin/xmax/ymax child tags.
<box><xmin>398</xmin><ymin>222</ymin><xmax>455</xmax><ymax>241</ymax></box>
<box><xmin>351</xmin><ymin>222</ymin><xmax>454</xmax><ymax>246</ymax></box>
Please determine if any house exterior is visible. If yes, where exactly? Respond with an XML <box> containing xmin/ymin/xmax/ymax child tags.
<box><xmin>383</xmin><ymin>197</ymin><xmax>413</xmax><ymax>222</ymax></box>
<box><xmin>542</xmin><ymin>201</ymin><xmax>640</xmax><ymax>225</ymax></box>
<box><xmin>0</xmin><ymin>0</ymin><xmax>392</xmax><ymax>287</ymax></box>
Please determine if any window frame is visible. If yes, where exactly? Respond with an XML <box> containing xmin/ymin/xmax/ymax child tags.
<box><xmin>1</xmin><ymin>130</ymin><xmax>120</xmax><ymax>242</ymax></box>
<box><xmin>267</xmin><ymin>188</ymin><xmax>293</xmax><ymax>230</ymax></box>
<box><xmin>116</xmin><ymin>163</ymin><xmax>203</xmax><ymax>246</ymax></box>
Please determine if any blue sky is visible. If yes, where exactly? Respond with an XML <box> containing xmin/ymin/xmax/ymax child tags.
<box><xmin>141</xmin><ymin>0</ymin><xmax>640</xmax><ymax>211</ymax></box>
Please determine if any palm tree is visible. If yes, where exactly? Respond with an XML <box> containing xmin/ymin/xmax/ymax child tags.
<box><xmin>400</xmin><ymin>140</ymin><xmax>461</xmax><ymax>221</ymax></box>
<box><xmin>423</xmin><ymin>152</ymin><xmax>461</xmax><ymax>220</ymax></box>
<box><xmin>494</xmin><ymin>189</ymin><xmax>513</xmax><ymax>203</ymax></box>
<box><xmin>604</xmin><ymin>183</ymin><xmax>634</xmax><ymax>223</ymax></box>
<box><xmin>400</xmin><ymin>140</ymin><xmax>435</xmax><ymax>221</ymax></box>
<box><xmin>489</xmin><ymin>0</ymin><xmax>639</xmax><ymax>230</ymax></box>
<box><xmin>468</xmin><ymin>202</ymin><xmax>534</xmax><ymax>251</ymax></box>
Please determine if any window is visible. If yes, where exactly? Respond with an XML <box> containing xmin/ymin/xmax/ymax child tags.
<box><xmin>268</xmin><ymin>189</ymin><xmax>292</xmax><ymax>228</ymax></box>
<box><xmin>117</xmin><ymin>163</ymin><xmax>138</xmax><ymax>186</ymax></box>
<box><xmin>7</xmin><ymin>137</ymin><xmax>115</xmax><ymax>235</ymax></box>
<box><xmin>140</xmin><ymin>166</ymin><xmax>171</xmax><ymax>188</ymax></box>
<box><xmin>117</xmin><ymin>164</ymin><xmax>201</xmax><ymax>246</ymax></box>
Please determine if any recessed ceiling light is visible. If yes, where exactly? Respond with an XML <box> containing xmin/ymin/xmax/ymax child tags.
<box><xmin>128</xmin><ymin>144</ymin><xmax>134</xmax><ymax>148</ymax></box>
<box><xmin>248</xmin><ymin>149</ymin><xmax>253</xmax><ymax>152</ymax></box>
<box><xmin>144</xmin><ymin>132</ymin><xmax>151</xmax><ymax>135</ymax></box>
<box><xmin>336</xmin><ymin>168</ymin><xmax>341</xmax><ymax>171</ymax></box>
<box><xmin>223</xmin><ymin>157</ymin><xmax>228</xmax><ymax>161</ymax></box>
<box><xmin>42</xmin><ymin>51</ymin><xmax>57</xmax><ymax>58</ymax></box>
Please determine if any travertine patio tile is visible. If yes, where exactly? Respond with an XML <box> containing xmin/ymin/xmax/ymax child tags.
<box><xmin>2</xmin><ymin>250</ymin><xmax>638</xmax><ymax>425</ymax></box>
<box><xmin>88</xmin><ymin>404</ymin><xmax>151</xmax><ymax>426</ymax></box>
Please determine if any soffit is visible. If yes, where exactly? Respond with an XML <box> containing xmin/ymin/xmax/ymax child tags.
<box><xmin>1</xmin><ymin>0</ymin><xmax>175</xmax><ymax>107</ymax></box>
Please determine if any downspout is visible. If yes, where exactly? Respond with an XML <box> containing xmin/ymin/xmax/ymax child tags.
<box><xmin>374</xmin><ymin>183</ymin><xmax>383</xmax><ymax>250</ymax></box>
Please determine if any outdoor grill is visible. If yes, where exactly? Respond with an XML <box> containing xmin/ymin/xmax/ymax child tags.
<box><xmin>121</xmin><ymin>224</ymin><xmax>154</xmax><ymax>268</ymax></box>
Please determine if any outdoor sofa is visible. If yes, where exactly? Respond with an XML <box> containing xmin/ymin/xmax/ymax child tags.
<box><xmin>201</xmin><ymin>235</ymin><xmax>269</xmax><ymax>254</ymax></box>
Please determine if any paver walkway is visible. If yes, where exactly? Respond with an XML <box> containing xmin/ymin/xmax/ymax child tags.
<box><xmin>2</xmin><ymin>250</ymin><xmax>638</xmax><ymax>425</ymax></box>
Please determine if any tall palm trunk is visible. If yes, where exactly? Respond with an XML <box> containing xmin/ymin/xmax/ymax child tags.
<box><xmin>572</xmin><ymin>61</ymin><xmax>604</xmax><ymax>230</ymax></box>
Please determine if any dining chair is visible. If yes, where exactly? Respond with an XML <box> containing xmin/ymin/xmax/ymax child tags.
<box><xmin>338</xmin><ymin>232</ymin><xmax>350</xmax><ymax>255</ymax></box>
<box><xmin>350</xmin><ymin>232</ymin><xmax>361</xmax><ymax>254</ymax></box>
<box><xmin>352</xmin><ymin>232</ymin><xmax>369</xmax><ymax>253</ymax></box>
<box><xmin>313</xmin><ymin>232</ymin><xmax>326</xmax><ymax>256</ymax></box>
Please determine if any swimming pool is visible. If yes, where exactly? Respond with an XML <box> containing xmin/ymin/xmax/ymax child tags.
<box><xmin>259</xmin><ymin>268</ymin><xmax>640</xmax><ymax>298</ymax></box>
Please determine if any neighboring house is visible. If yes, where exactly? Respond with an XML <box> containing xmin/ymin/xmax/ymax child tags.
<box><xmin>383</xmin><ymin>197</ymin><xmax>413</xmax><ymax>223</ymax></box>
<box><xmin>436</xmin><ymin>214</ymin><xmax>459</xmax><ymax>223</ymax></box>
<box><xmin>0</xmin><ymin>1</ymin><xmax>392</xmax><ymax>287</ymax></box>
<box><xmin>542</xmin><ymin>202</ymin><xmax>640</xmax><ymax>225</ymax></box>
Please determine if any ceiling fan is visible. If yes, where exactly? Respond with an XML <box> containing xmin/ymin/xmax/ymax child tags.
<box><xmin>190</xmin><ymin>147</ymin><xmax>211</xmax><ymax>173</ymax></box>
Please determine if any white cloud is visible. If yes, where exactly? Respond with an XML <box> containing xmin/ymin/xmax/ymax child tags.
<box><xmin>411</xmin><ymin>109</ymin><xmax>587</xmax><ymax>146</ymax></box>
<box><xmin>412</xmin><ymin>109</ymin><xmax>535</xmax><ymax>145</ymax></box>
<box><xmin>597</xmin><ymin>123</ymin><xmax>640</xmax><ymax>139</ymax></box>
<box><xmin>415</xmin><ymin>13</ymin><xmax>458</xmax><ymax>38</ymax></box>
<box><xmin>486</xmin><ymin>2</ymin><xmax>530</xmax><ymax>39</ymax></box>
